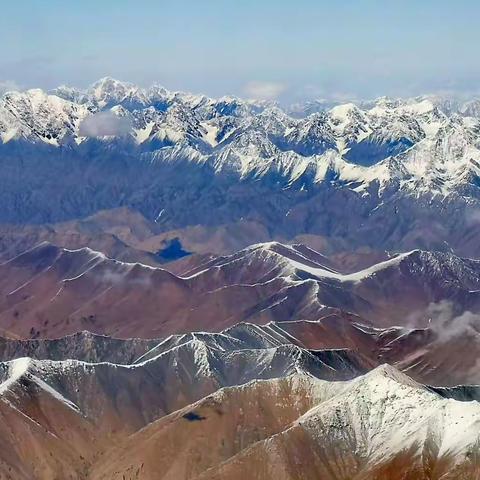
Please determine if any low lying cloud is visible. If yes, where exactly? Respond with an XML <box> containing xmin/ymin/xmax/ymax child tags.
<box><xmin>97</xmin><ymin>269</ymin><xmax>152</xmax><ymax>287</ymax></box>
<box><xmin>243</xmin><ymin>81</ymin><xmax>286</xmax><ymax>100</ymax></box>
<box><xmin>407</xmin><ymin>300</ymin><xmax>480</xmax><ymax>384</ymax></box>
<box><xmin>79</xmin><ymin>111</ymin><xmax>132</xmax><ymax>137</ymax></box>
<box><xmin>430</xmin><ymin>303</ymin><xmax>478</xmax><ymax>343</ymax></box>
<box><xmin>409</xmin><ymin>300</ymin><xmax>479</xmax><ymax>343</ymax></box>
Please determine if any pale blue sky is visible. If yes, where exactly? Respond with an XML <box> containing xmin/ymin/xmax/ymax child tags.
<box><xmin>1</xmin><ymin>0</ymin><xmax>479</xmax><ymax>100</ymax></box>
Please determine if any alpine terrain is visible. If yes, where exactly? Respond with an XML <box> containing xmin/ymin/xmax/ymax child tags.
<box><xmin>0</xmin><ymin>79</ymin><xmax>479</xmax><ymax>479</ymax></box>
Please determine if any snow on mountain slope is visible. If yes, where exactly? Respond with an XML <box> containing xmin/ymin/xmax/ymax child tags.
<box><xmin>0</xmin><ymin>357</ymin><xmax>31</xmax><ymax>394</ymax></box>
<box><xmin>0</xmin><ymin>89</ymin><xmax>90</xmax><ymax>145</ymax></box>
<box><xmin>0</xmin><ymin>333</ymin><xmax>370</xmax><ymax>441</ymax></box>
<box><xmin>89</xmin><ymin>365</ymin><xmax>480</xmax><ymax>480</ymax></box>
<box><xmin>189</xmin><ymin>365</ymin><xmax>480</xmax><ymax>480</ymax></box>
<box><xmin>2</xmin><ymin>240</ymin><xmax>480</xmax><ymax>340</ymax></box>
<box><xmin>0</xmin><ymin>353</ymin><xmax>476</xmax><ymax>479</ymax></box>
<box><xmin>298</xmin><ymin>364</ymin><xmax>480</xmax><ymax>461</ymax></box>
<box><xmin>2</xmin><ymin>78</ymin><xmax>480</xmax><ymax>197</ymax></box>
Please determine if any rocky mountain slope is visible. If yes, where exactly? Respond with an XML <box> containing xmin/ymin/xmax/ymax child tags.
<box><xmin>0</xmin><ymin>348</ymin><xmax>477</xmax><ymax>479</ymax></box>
<box><xmin>0</xmin><ymin>240</ymin><xmax>479</xmax><ymax>386</ymax></box>
<box><xmin>0</xmin><ymin>326</ymin><xmax>372</xmax><ymax>479</ymax></box>
<box><xmin>187</xmin><ymin>366</ymin><xmax>480</xmax><ymax>480</ymax></box>
<box><xmin>1</xmin><ymin>241</ymin><xmax>480</xmax><ymax>339</ymax></box>
<box><xmin>0</xmin><ymin>242</ymin><xmax>477</xmax><ymax>477</ymax></box>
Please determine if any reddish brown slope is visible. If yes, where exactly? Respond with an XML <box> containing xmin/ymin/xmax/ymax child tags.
<box><xmin>89</xmin><ymin>366</ymin><xmax>480</xmax><ymax>480</ymax></box>
<box><xmin>1</xmin><ymin>241</ymin><xmax>480</xmax><ymax>350</ymax></box>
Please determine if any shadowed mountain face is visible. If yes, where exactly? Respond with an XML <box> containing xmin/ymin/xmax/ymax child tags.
<box><xmin>0</xmin><ymin>331</ymin><xmax>159</xmax><ymax>363</ymax></box>
<box><xmin>0</xmin><ymin>207</ymin><xmax>388</xmax><ymax>271</ymax></box>
<box><xmin>0</xmin><ymin>311</ymin><xmax>477</xmax><ymax>387</ymax></box>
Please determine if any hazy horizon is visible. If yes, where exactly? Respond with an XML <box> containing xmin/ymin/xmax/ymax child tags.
<box><xmin>1</xmin><ymin>0</ymin><xmax>479</xmax><ymax>102</ymax></box>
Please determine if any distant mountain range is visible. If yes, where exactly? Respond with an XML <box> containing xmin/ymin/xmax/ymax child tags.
<box><xmin>1</xmin><ymin>78</ymin><xmax>480</xmax><ymax>258</ymax></box>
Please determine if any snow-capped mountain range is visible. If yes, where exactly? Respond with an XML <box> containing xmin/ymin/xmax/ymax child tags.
<box><xmin>2</xmin><ymin>78</ymin><xmax>480</xmax><ymax>259</ymax></box>
<box><xmin>1</xmin><ymin>239</ymin><xmax>480</xmax><ymax>386</ymax></box>
<box><xmin>1</xmin><ymin>77</ymin><xmax>480</xmax><ymax>195</ymax></box>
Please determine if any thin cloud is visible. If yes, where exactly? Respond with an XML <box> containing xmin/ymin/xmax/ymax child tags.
<box><xmin>294</xmin><ymin>84</ymin><xmax>359</xmax><ymax>103</ymax></box>
<box><xmin>98</xmin><ymin>269</ymin><xmax>151</xmax><ymax>287</ymax></box>
<box><xmin>79</xmin><ymin>111</ymin><xmax>132</xmax><ymax>137</ymax></box>
<box><xmin>243</xmin><ymin>81</ymin><xmax>286</xmax><ymax>100</ymax></box>
<box><xmin>408</xmin><ymin>300</ymin><xmax>479</xmax><ymax>344</ymax></box>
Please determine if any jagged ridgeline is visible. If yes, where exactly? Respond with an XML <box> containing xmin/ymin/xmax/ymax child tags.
<box><xmin>0</xmin><ymin>341</ymin><xmax>478</xmax><ymax>480</ymax></box>
<box><xmin>1</xmin><ymin>78</ymin><xmax>480</xmax><ymax>480</ymax></box>
<box><xmin>1</xmin><ymin>241</ymin><xmax>480</xmax><ymax>386</ymax></box>
<box><xmin>1</xmin><ymin>78</ymin><xmax>480</xmax><ymax>257</ymax></box>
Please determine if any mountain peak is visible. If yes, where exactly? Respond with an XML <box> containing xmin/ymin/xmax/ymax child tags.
<box><xmin>361</xmin><ymin>363</ymin><xmax>423</xmax><ymax>388</ymax></box>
